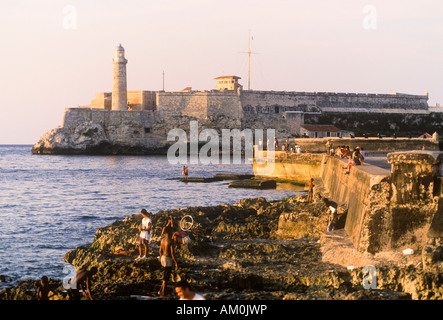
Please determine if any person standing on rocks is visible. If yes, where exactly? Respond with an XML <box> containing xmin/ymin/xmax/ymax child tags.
<box><xmin>323</xmin><ymin>198</ymin><xmax>338</xmax><ymax>232</ymax></box>
<box><xmin>307</xmin><ymin>178</ymin><xmax>314</xmax><ymax>203</ymax></box>
<box><xmin>36</xmin><ymin>276</ymin><xmax>54</xmax><ymax>300</ymax></box>
<box><xmin>136</xmin><ymin>209</ymin><xmax>152</xmax><ymax>260</ymax></box>
<box><xmin>158</xmin><ymin>226</ymin><xmax>178</xmax><ymax>298</ymax></box>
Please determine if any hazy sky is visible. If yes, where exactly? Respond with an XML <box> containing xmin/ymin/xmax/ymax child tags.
<box><xmin>1</xmin><ymin>0</ymin><xmax>442</xmax><ymax>144</ymax></box>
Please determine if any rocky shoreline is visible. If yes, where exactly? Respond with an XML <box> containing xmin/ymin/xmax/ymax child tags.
<box><xmin>2</xmin><ymin>193</ymin><xmax>442</xmax><ymax>301</ymax></box>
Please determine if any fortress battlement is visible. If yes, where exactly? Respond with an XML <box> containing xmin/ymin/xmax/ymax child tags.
<box><xmin>34</xmin><ymin>44</ymin><xmax>441</xmax><ymax>155</ymax></box>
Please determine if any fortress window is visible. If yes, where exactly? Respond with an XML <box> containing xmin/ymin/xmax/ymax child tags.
<box><xmin>144</xmin><ymin>127</ymin><xmax>151</xmax><ymax>134</ymax></box>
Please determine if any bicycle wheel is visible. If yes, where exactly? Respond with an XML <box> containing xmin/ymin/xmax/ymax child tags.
<box><xmin>179</xmin><ymin>215</ymin><xmax>194</xmax><ymax>231</ymax></box>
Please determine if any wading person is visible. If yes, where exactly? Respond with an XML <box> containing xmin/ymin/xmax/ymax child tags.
<box><xmin>158</xmin><ymin>226</ymin><xmax>178</xmax><ymax>298</ymax></box>
<box><xmin>136</xmin><ymin>209</ymin><xmax>152</xmax><ymax>260</ymax></box>
<box><xmin>182</xmin><ymin>166</ymin><xmax>188</xmax><ymax>182</ymax></box>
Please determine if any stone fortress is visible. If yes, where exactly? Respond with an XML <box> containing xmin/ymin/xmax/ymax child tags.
<box><xmin>32</xmin><ymin>44</ymin><xmax>442</xmax><ymax>154</ymax></box>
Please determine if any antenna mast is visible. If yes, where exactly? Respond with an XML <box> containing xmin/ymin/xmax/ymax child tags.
<box><xmin>248</xmin><ymin>30</ymin><xmax>251</xmax><ymax>90</ymax></box>
<box><xmin>240</xmin><ymin>30</ymin><xmax>257</xmax><ymax>90</ymax></box>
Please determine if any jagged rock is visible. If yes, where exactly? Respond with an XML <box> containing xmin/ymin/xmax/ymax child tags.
<box><xmin>31</xmin><ymin>121</ymin><xmax>169</xmax><ymax>155</ymax></box>
<box><xmin>31</xmin><ymin>123</ymin><xmax>109</xmax><ymax>154</ymax></box>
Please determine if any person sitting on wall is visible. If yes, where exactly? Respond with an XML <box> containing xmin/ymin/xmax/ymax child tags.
<box><xmin>360</xmin><ymin>147</ymin><xmax>365</xmax><ymax>165</ymax></box>
<box><xmin>335</xmin><ymin>147</ymin><xmax>342</xmax><ymax>158</ymax></box>
<box><xmin>343</xmin><ymin>146</ymin><xmax>351</xmax><ymax>158</ymax></box>
<box><xmin>352</xmin><ymin>147</ymin><xmax>362</xmax><ymax>166</ymax></box>
<box><xmin>343</xmin><ymin>155</ymin><xmax>354</xmax><ymax>174</ymax></box>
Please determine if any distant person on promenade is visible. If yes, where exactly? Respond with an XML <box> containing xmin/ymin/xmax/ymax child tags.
<box><xmin>136</xmin><ymin>209</ymin><xmax>152</xmax><ymax>260</ymax></box>
<box><xmin>158</xmin><ymin>226</ymin><xmax>178</xmax><ymax>298</ymax></box>
<box><xmin>175</xmin><ymin>280</ymin><xmax>206</xmax><ymax>300</ymax></box>
<box><xmin>360</xmin><ymin>147</ymin><xmax>365</xmax><ymax>165</ymax></box>
<box><xmin>67</xmin><ymin>267</ymin><xmax>97</xmax><ymax>300</ymax></box>
<box><xmin>323</xmin><ymin>198</ymin><xmax>338</xmax><ymax>232</ymax></box>
<box><xmin>182</xmin><ymin>166</ymin><xmax>189</xmax><ymax>182</ymax></box>
<box><xmin>307</xmin><ymin>178</ymin><xmax>314</xmax><ymax>203</ymax></box>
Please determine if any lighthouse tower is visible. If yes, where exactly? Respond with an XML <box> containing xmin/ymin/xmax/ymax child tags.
<box><xmin>112</xmin><ymin>44</ymin><xmax>128</xmax><ymax>111</ymax></box>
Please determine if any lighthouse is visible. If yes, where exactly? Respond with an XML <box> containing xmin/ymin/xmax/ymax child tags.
<box><xmin>112</xmin><ymin>44</ymin><xmax>128</xmax><ymax>111</ymax></box>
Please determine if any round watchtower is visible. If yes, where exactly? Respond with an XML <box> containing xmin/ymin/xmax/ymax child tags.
<box><xmin>112</xmin><ymin>44</ymin><xmax>128</xmax><ymax>111</ymax></box>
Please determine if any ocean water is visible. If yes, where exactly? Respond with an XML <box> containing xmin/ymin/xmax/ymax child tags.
<box><xmin>0</xmin><ymin>145</ymin><xmax>300</xmax><ymax>286</ymax></box>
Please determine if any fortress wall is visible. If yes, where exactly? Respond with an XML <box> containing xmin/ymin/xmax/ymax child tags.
<box><xmin>316</xmin><ymin>93</ymin><xmax>428</xmax><ymax>110</ymax></box>
<box><xmin>181</xmin><ymin>93</ymin><xmax>208</xmax><ymax>118</ymax></box>
<box><xmin>304</xmin><ymin>111</ymin><xmax>443</xmax><ymax>137</ymax></box>
<box><xmin>127</xmin><ymin>91</ymin><xmax>157</xmax><ymax>111</ymax></box>
<box><xmin>242</xmin><ymin>113</ymin><xmax>295</xmax><ymax>137</ymax></box>
<box><xmin>240</xmin><ymin>91</ymin><xmax>318</xmax><ymax>112</ymax></box>
<box><xmin>239</xmin><ymin>90</ymin><xmax>428</xmax><ymax>114</ymax></box>
<box><xmin>90</xmin><ymin>92</ymin><xmax>112</xmax><ymax>110</ymax></box>
<box><xmin>62</xmin><ymin>108</ymin><xmax>93</xmax><ymax>128</ymax></box>
<box><xmin>157</xmin><ymin>92</ymin><xmax>208</xmax><ymax>118</ymax></box>
<box><xmin>62</xmin><ymin>108</ymin><xmax>154</xmax><ymax>133</ymax></box>
<box><xmin>157</xmin><ymin>91</ymin><xmax>243</xmax><ymax>120</ymax></box>
<box><xmin>207</xmin><ymin>91</ymin><xmax>243</xmax><ymax>119</ymax></box>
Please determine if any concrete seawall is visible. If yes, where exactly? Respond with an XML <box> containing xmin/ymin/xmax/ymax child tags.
<box><xmin>251</xmin><ymin>151</ymin><xmax>323</xmax><ymax>184</ymax></box>
<box><xmin>252</xmin><ymin>148</ymin><xmax>443</xmax><ymax>268</ymax></box>
<box><xmin>319</xmin><ymin>155</ymin><xmax>391</xmax><ymax>252</ymax></box>
<box><xmin>283</xmin><ymin>137</ymin><xmax>440</xmax><ymax>154</ymax></box>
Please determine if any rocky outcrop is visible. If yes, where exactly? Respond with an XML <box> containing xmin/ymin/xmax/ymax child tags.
<box><xmin>31</xmin><ymin>121</ymin><xmax>169</xmax><ymax>155</ymax></box>
<box><xmin>3</xmin><ymin>195</ymin><xmax>442</xmax><ymax>300</ymax></box>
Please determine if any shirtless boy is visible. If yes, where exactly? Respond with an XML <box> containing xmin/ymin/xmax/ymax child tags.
<box><xmin>158</xmin><ymin>226</ymin><xmax>178</xmax><ymax>297</ymax></box>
